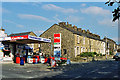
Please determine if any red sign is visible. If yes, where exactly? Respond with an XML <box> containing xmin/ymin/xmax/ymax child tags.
<box><xmin>11</xmin><ymin>35</ymin><xmax>28</xmax><ymax>40</ymax></box>
<box><xmin>54</xmin><ymin>34</ymin><xmax>61</xmax><ymax>43</ymax></box>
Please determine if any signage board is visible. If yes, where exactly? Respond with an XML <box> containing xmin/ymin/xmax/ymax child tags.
<box><xmin>54</xmin><ymin>34</ymin><xmax>60</xmax><ymax>43</ymax></box>
<box><xmin>54</xmin><ymin>33</ymin><xmax>61</xmax><ymax>59</ymax></box>
<box><xmin>4</xmin><ymin>37</ymin><xmax>11</xmax><ymax>41</ymax></box>
<box><xmin>0</xmin><ymin>42</ymin><xmax>4</xmax><ymax>50</ymax></box>
<box><xmin>11</xmin><ymin>35</ymin><xmax>28</xmax><ymax>40</ymax></box>
<box><xmin>28</xmin><ymin>35</ymin><xmax>51</xmax><ymax>43</ymax></box>
<box><xmin>0</xmin><ymin>42</ymin><xmax>3</xmax><ymax>61</ymax></box>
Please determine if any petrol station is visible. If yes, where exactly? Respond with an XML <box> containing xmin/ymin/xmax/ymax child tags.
<box><xmin>0</xmin><ymin>34</ymin><xmax>51</xmax><ymax>64</ymax></box>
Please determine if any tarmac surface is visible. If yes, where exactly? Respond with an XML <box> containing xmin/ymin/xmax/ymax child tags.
<box><xmin>1</xmin><ymin>59</ymin><xmax>120</xmax><ymax>80</ymax></box>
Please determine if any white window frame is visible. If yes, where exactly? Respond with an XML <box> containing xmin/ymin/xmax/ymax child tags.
<box><xmin>81</xmin><ymin>47</ymin><xmax>85</xmax><ymax>53</ymax></box>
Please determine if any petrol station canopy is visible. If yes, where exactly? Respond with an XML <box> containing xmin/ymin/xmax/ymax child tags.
<box><xmin>0</xmin><ymin>35</ymin><xmax>51</xmax><ymax>44</ymax></box>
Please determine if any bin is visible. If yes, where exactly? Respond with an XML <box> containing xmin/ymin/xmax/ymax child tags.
<box><xmin>20</xmin><ymin>57</ymin><xmax>24</xmax><ymax>65</ymax></box>
<box><xmin>16</xmin><ymin>57</ymin><xmax>20</xmax><ymax>64</ymax></box>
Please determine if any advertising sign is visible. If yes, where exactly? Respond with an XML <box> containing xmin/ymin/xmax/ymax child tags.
<box><xmin>54</xmin><ymin>34</ymin><xmax>60</xmax><ymax>43</ymax></box>
<box><xmin>54</xmin><ymin>48</ymin><xmax>61</xmax><ymax>57</ymax></box>
<box><xmin>28</xmin><ymin>35</ymin><xmax>51</xmax><ymax>43</ymax></box>
<box><xmin>54</xmin><ymin>33</ymin><xmax>61</xmax><ymax>59</ymax></box>
<box><xmin>11</xmin><ymin>35</ymin><xmax>28</xmax><ymax>40</ymax></box>
<box><xmin>0</xmin><ymin>42</ymin><xmax>3</xmax><ymax>61</ymax></box>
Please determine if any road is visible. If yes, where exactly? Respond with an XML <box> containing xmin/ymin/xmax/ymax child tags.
<box><xmin>1</xmin><ymin>59</ymin><xmax>120</xmax><ymax>80</ymax></box>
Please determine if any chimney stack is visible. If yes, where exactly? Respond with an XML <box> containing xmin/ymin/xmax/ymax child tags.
<box><xmin>77</xmin><ymin>28</ymin><xmax>82</xmax><ymax>32</ymax></box>
<box><xmin>87</xmin><ymin>29</ymin><xmax>90</xmax><ymax>34</ymax></box>
<box><xmin>73</xmin><ymin>25</ymin><xmax>77</xmax><ymax>31</ymax></box>
<box><xmin>59</xmin><ymin>22</ymin><xmax>66</xmax><ymax>26</ymax></box>
<box><xmin>67</xmin><ymin>22</ymin><xmax>69</xmax><ymax>25</ymax></box>
<box><xmin>82</xmin><ymin>30</ymin><xmax>86</xmax><ymax>33</ymax></box>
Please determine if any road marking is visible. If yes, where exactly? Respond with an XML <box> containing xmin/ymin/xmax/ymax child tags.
<box><xmin>98</xmin><ymin>72</ymin><xmax>111</xmax><ymax>74</ymax></box>
<box><xmin>27</xmin><ymin>70</ymin><xmax>32</xmax><ymax>73</ymax></box>
<box><xmin>86</xmin><ymin>69</ymin><xmax>98</xmax><ymax>74</ymax></box>
<box><xmin>75</xmin><ymin>76</ymin><xmax>81</xmax><ymax>78</ymax></box>
<box><xmin>70</xmin><ymin>76</ymin><xmax>81</xmax><ymax>80</ymax></box>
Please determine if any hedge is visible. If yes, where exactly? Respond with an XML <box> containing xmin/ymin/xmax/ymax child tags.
<box><xmin>80</xmin><ymin>52</ymin><xmax>97</xmax><ymax>57</ymax></box>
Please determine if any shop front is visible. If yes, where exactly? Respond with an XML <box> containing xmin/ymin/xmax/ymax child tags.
<box><xmin>1</xmin><ymin>35</ymin><xmax>51</xmax><ymax>63</ymax></box>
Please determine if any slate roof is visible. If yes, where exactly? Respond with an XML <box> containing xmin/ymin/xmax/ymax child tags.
<box><xmin>103</xmin><ymin>37</ymin><xmax>116</xmax><ymax>43</ymax></box>
<box><xmin>59</xmin><ymin>24</ymin><xmax>104</xmax><ymax>42</ymax></box>
<box><xmin>9</xmin><ymin>31</ymin><xmax>36</xmax><ymax>37</ymax></box>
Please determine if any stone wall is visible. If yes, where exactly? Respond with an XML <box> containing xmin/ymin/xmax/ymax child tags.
<box><xmin>40</xmin><ymin>24</ymin><xmax>75</xmax><ymax>59</ymax></box>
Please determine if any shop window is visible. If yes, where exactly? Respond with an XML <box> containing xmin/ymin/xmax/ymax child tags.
<box><xmin>3</xmin><ymin>47</ymin><xmax>11</xmax><ymax>57</ymax></box>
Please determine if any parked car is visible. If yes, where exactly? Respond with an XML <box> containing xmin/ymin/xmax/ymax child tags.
<box><xmin>113</xmin><ymin>52</ymin><xmax>120</xmax><ymax>61</ymax></box>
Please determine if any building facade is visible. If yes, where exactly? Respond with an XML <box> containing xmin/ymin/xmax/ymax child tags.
<box><xmin>39</xmin><ymin>22</ymin><xmax>106</xmax><ymax>59</ymax></box>
<box><xmin>103</xmin><ymin>37</ymin><xmax>118</xmax><ymax>55</ymax></box>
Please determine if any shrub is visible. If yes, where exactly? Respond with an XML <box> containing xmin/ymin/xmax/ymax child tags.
<box><xmin>96</xmin><ymin>54</ymin><xmax>99</xmax><ymax>56</ymax></box>
<box><xmin>110</xmin><ymin>51</ymin><xmax>114</xmax><ymax>55</ymax></box>
<box><xmin>100</xmin><ymin>53</ymin><xmax>102</xmax><ymax>56</ymax></box>
<box><xmin>93</xmin><ymin>52</ymin><xmax>97</xmax><ymax>55</ymax></box>
<box><xmin>80</xmin><ymin>52</ymin><xmax>96</xmax><ymax>57</ymax></box>
<box><xmin>102</xmin><ymin>54</ymin><xmax>105</xmax><ymax>56</ymax></box>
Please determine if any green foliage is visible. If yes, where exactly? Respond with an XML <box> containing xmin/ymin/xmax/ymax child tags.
<box><xmin>110</xmin><ymin>51</ymin><xmax>114</xmax><ymax>55</ymax></box>
<box><xmin>80</xmin><ymin>52</ymin><xmax>97</xmax><ymax>57</ymax></box>
<box><xmin>93</xmin><ymin>52</ymin><xmax>97</xmax><ymax>55</ymax></box>
<box><xmin>99</xmin><ymin>53</ymin><xmax>102</xmax><ymax>56</ymax></box>
<box><xmin>96</xmin><ymin>54</ymin><xmax>99</xmax><ymax>56</ymax></box>
<box><xmin>102</xmin><ymin>54</ymin><xmax>105</xmax><ymax>56</ymax></box>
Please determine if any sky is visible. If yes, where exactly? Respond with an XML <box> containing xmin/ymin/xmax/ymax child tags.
<box><xmin>1</xmin><ymin>2</ymin><xmax>119</xmax><ymax>43</ymax></box>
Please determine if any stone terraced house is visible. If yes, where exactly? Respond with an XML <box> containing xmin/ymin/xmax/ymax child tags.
<box><xmin>102</xmin><ymin>37</ymin><xmax>118</xmax><ymax>55</ymax></box>
<box><xmin>39</xmin><ymin>22</ymin><xmax>106</xmax><ymax>59</ymax></box>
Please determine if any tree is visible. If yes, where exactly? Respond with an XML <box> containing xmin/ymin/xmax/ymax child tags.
<box><xmin>105</xmin><ymin>0</ymin><xmax>120</xmax><ymax>22</ymax></box>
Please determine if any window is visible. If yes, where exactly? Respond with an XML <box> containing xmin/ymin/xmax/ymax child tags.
<box><xmin>88</xmin><ymin>39</ymin><xmax>89</xmax><ymax>45</ymax></box>
<box><xmin>77</xmin><ymin>35</ymin><xmax>79</xmax><ymax>44</ymax></box>
<box><xmin>114</xmin><ymin>44</ymin><xmax>116</xmax><ymax>49</ymax></box>
<box><xmin>83</xmin><ymin>36</ymin><xmax>85</xmax><ymax>44</ymax></box>
<box><xmin>63</xmin><ymin>49</ymin><xmax>67</xmax><ymax>54</ymax></box>
<box><xmin>77</xmin><ymin>47</ymin><xmax>80</xmax><ymax>55</ymax></box>
<box><xmin>81</xmin><ymin>47</ymin><xmax>85</xmax><ymax>53</ymax></box>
